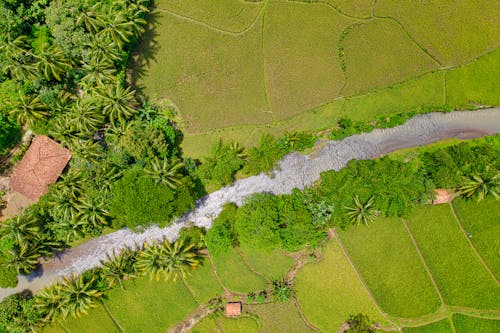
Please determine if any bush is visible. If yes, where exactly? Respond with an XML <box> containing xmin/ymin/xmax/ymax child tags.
<box><xmin>271</xmin><ymin>279</ymin><xmax>292</xmax><ymax>303</ymax></box>
<box><xmin>0</xmin><ymin>265</ymin><xmax>18</xmax><ymax>288</ymax></box>
<box><xmin>198</xmin><ymin>140</ymin><xmax>244</xmax><ymax>186</ymax></box>
<box><xmin>205</xmin><ymin>203</ymin><xmax>238</xmax><ymax>254</ymax></box>
<box><xmin>0</xmin><ymin>113</ymin><xmax>20</xmax><ymax>155</ymax></box>
<box><xmin>109</xmin><ymin>167</ymin><xmax>195</xmax><ymax>229</ymax></box>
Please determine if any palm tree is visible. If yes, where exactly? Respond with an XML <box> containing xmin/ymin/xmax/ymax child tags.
<box><xmin>136</xmin><ymin>239</ymin><xmax>201</xmax><ymax>281</ymax></box>
<box><xmin>0</xmin><ymin>215</ymin><xmax>40</xmax><ymax>245</ymax></box>
<box><xmin>58</xmin><ymin>274</ymin><xmax>104</xmax><ymax>318</ymax></box>
<box><xmin>6</xmin><ymin>242</ymin><xmax>40</xmax><ymax>274</ymax></box>
<box><xmin>75</xmin><ymin>196</ymin><xmax>110</xmax><ymax>231</ymax></box>
<box><xmin>460</xmin><ymin>170</ymin><xmax>499</xmax><ymax>202</ymax></box>
<box><xmin>8</xmin><ymin>94</ymin><xmax>50</xmax><ymax>127</ymax></box>
<box><xmin>36</xmin><ymin>284</ymin><xmax>64</xmax><ymax>323</ymax></box>
<box><xmin>77</xmin><ymin>3</ymin><xmax>103</xmax><ymax>34</ymax></box>
<box><xmin>145</xmin><ymin>158</ymin><xmax>184</xmax><ymax>189</ymax></box>
<box><xmin>100</xmin><ymin>248</ymin><xmax>137</xmax><ymax>289</ymax></box>
<box><xmin>344</xmin><ymin>195</ymin><xmax>379</xmax><ymax>226</ymax></box>
<box><xmin>68</xmin><ymin>98</ymin><xmax>106</xmax><ymax>134</ymax></box>
<box><xmin>93</xmin><ymin>82</ymin><xmax>137</xmax><ymax>123</ymax></box>
<box><xmin>84</xmin><ymin>36</ymin><xmax>122</xmax><ymax>63</ymax></box>
<box><xmin>98</xmin><ymin>6</ymin><xmax>147</xmax><ymax>48</ymax></box>
<box><xmin>0</xmin><ymin>35</ymin><xmax>37</xmax><ymax>80</ymax></box>
<box><xmin>34</xmin><ymin>44</ymin><xmax>71</xmax><ymax>81</ymax></box>
<box><xmin>80</xmin><ymin>58</ymin><xmax>117</xmax><ymax>91</ymax></box>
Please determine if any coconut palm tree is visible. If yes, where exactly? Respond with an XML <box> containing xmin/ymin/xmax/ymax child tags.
<box><xmin>93</xmin><ymin>82</ymin><xmax>137</xmax><ymax>123</ymax></box>
<box><xmin>8</xmin><ymin>94</ymin><xmax>50</xmax><ymax>127</ymax></box>
<box><xmin>75</xmin><ymin>196</ymin><xmax>110</xmax><ymax>231</ymax></box>
<box><xmin>34</xmin><ymin>44</ymin><xmax>71</xmax><ymax>81</ymax></box>
<box><xmin>58</xmin><ymin>274</ymin><xmax>104</xmax><ymax>318</ymax></box>
<box><xmin>77</xmin><ymin>3</ymin><xmax>103</xmax><ymax>34</ymax></box>
<box><xmin>100</xmin><ymin>248</ymin><xmax>137</xmax><ymax>289</ymax></box>
<box><xmin>136</xmin><ymin>239</ymin><xmax>201</xmax><ymax>281</ymax></box>
<box><xmin>36</xmin><ymin>284</ymin><xmax>64</xmax><ymax>323</ymax></box>
<box><xmin>460</xmin><ymin>170</ymin><xmax>499</xmax><ymax>202</ymax></box>
<box><xmin>80</xmin><ymin>58</ymin><xmax>117</xmax><ymax>91</ymax></box>
<box><xmin>6</xmin><ymin>242</ymin><xmax>40</xmax><ymax>274</ymax></box>
<box><xmin>67</xmin><ymin>98</ymin><xmax>106</xmax><ymax>134</ymax></box>
<box><xmin>0</xmin><ymin>215</ymin><xmax>40</xmax><ymax>245</ymax></box>
<box><xmin>145</xmin><ymin>158</ymin><xmax>184</xmax><ymax>189</ymax></box>
<box><xmin>344</xmin><ymin>195</ymin><xmax>379</xmax><ymax>226</ymax></box>
<box><xmin>84</xmin><ymin>36</ymin><xmax>122</xmax><ymax>63</ymax></box>
<box><xmin>0</xmin><ymin>35</ymin><xmax>37</xmax><ymax>80</ymax></box>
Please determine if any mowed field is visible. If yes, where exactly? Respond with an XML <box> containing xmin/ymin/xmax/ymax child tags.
<box><xmin>133</xmin><ymin>0</ymin><xmax>500</xmax><ymax>157</ymax></box>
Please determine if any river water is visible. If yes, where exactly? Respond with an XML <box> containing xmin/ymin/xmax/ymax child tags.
<box><xmin>1</xmin><ymin>108</ymin><xmax>499</xmax><ymax>300</ymax></box>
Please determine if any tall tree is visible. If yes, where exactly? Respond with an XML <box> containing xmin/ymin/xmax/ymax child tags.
<box><xmin>8</xmin><ymin>94</ymin><xmax>49</xmax><ymax>127</ymax></box>
<box><xmin>145</xmin><ymin>158</ymin><xmax>184</xmax><ymax>189</ymax></box>
<box><xmin>34</xmin><ymin>44</ymin><xmax>71</xmax><ymax>81</ymax></box>
<box><xmin>344</xmin><ymin>195</ymin><xmax>379</xmax><ymax>226</ymax></box>
<box><xmin>93</xmin><ymin>82</ymin><xmax>137</xmax><ymax>123</ymax></box>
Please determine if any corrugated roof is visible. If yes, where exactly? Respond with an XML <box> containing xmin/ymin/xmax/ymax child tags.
<box><xmin>10</xmin><ymin>135</ymin><xmax>71</xmax><ymax>201</ymax></box>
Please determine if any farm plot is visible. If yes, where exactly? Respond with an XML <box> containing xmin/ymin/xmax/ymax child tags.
<box><xmin>452</xmin><ymin>314</ymin><xmax>500</xmax><ymax>333</ymax></box>
<box><xmin>451</xmin><ymin>197</ymin><xmax>500</xmax><ymax>280</ymax></box>
<box><xmin>44</xmin><ymin>305</ymin><xmax>121</xmax><ymax>333</ymax></box>
<box><xmin>295</xmin><ymin>240</ymin><xmax>387</xmax><ymax>332</ymax></box>
<box><xmin>210</xmin><ymin>247</ymin><xmax>268</xmax><ymax>293</ymax></box>
<box><xmin>374</xmin><ymin>0</ymin><xmax>500</xmax><ymax>66</ymax></box>
<box><xmin>247</xmin><ymin>301</ymin><xmax>314</xmax><ymax>333</ymax></box>
<box><xmin>406</xmin><ymin>205</ymin><xmax>500</xmax><ymax>310</ymax></box>
<box><xmin>239</xmin><ymin>245</ymin><xmax>294</xmax><ymax>281</ymax></box>
<box><xmin>341</xmin><ymin>19</ymin><xmax>438</xmax><ymax>95</ymax></box>
<box><xmin>263</xmin><ymin>0</ymin><xmax>354</xmax><ymax>117</ymax></box>
<box><xmin>402</xmin><ymin>319</ymin><xmax>453</xmax><ymax>333</ymax></box>
<box><xmin>104</xmin><ymin>277</ymin><xmax>198</xmax><ymax>332</ymax></box>
<box><xmin>338</xmin><ymin>217</ymin><xmax>441</xmax><ymax>318</ymax></box>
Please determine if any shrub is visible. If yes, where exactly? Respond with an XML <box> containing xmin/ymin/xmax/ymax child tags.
<box><xmin>109</xmin><ymin>167</ymin><xmax>195</xmax><ymax>229</ymax></box>
<box><xmin>0</xmin><ymin>113</ymin><xmax>20</xmax><ymax>155</ymax></box>
<box><xmin>205</xmin><ymin>203</ymin><xmax>238</xmax><ymax>254</ymax></box>
<box><xmin>0</xmin><ymin>265</ymin><xmax>18</xmax><ymax>288</ymax></box>
<box><xmin>198</xmin><ymin>140</ymin><xmax>244</xmax><ymax>186</ymax></box>
<box><xmin>271</xmin><ymin>279</ymin><xmax>292</xmax><ymax>303</ymax></box>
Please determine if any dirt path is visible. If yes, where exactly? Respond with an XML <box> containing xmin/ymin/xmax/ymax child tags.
<box><xmin>1</xmin><ymin>108</ymin><xmax>500</xmax><ymax>301</ymax></box>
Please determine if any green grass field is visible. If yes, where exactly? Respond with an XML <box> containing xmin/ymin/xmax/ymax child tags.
<box><xmin>210</xmin><ymin>248</ymin><xmax>268</xmax><ymax>293</ymax></box>
<box><xmin>247</xmin><ymin>301</ymin><xmax>314</xmax><ymax>333</ymax></box>
<box><xmin>295</xmin><ymin>240</ymin><xmax>388</xmax><ymax>331</ymax></box>
<box><xmin>191</xmin><ymin>315</ymin><xmax>261</xmax><ymax>333</ymax></box>
<box><xmin>133</xmin><ymin>0</ymin><xmax>500</xmax><ymax>158</ymax></box>
<box><xmin>338</xmin><ymin>217</ymin><xmax>441</xmax><ymax>318</ymax></box>
<box><xmin>402</xmin><ymin>319</ymin><xmax>453</xmax><ymax>333</ymax></box>
<box><xmin>239</xmin><ymin>245</ymin><xmax>294</xmax><ymax>281</ymax></box>
<box><xmin>184</xmin><ymin>260</ymin><xmax>225</xmax><ymax>303</ymax></box>
<box><xmin>452</xmin><ymin>314</ymin><xmax>500</xmax><ymax>333</ymax></box>
<box><xmin>44</xmin><ymin>305</ymin><xmax>121</xmax><ymax>333</ymax></box>
<box><xmin>451</xmin><ymin>197</ymin><xmax>500</xmax><ymax>280</ymax></box>
<box><xmin>104</xmin><ymin>277</ymin><xmax>198</xmax><ymax>332</ymax></box>
<box><xmin>407</xmin><ymin>205</ymin><xmax>500</xmax><ymax>310</ymax></box>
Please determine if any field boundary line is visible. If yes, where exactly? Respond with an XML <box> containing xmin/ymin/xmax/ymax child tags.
<box><xmin>448</xmin><ymin>203</ymin><xmax>499</xmax><ymax>285</ymax></box>
<box><xmin>182</xmin><ymin>277</ymin><xmax>200</xmax><ymax>304</ymax></box>
<box><xmin>205</xmin><ymin>250</ymin><xmax>231</xmax><ymax>294</ymax></box>
<box><xmin>447</xmin><ymin>306</ymin><xmax>500</xmax><ymax>319</ymax></box>
<box><xmin>102</xmin><ymin>300</ymin><xmax>127</xmax><ymax>333</ymax></box>
<box><xmin>449</xmin><ymin>316</ymin><xmax>458</xmax><ymax>333</ymax></box>
<box><xmin>333</xmin><ymin>229</ymin><xmax>399</xmax><ymax>329</ymax></box>
<box><xmin>154</xmin><ymin>4</ymin><xmax>265</xmax><ymax>37</ymax></box>
<box><xmin>260</xmin><ymin>0</ymin><xmax>271</xmax><ymax>111</ymax></box>
<box><xmin>234</xmin><ymin>247</ymin><xmax>271</xmax><ymax>283</ymax></box>
<box><xmin>286</xmin><ymin>0</ymin><xmax>370</xmax><ymax>21</ymax></box>
<box><xmin>292</xmin><ymin>296</ymin><xmax>322</xmax><ymax>333</ymax></box>
<box><xmin>402</xmin><ymin>219</ymin><xmax>445</xmax><ymax>306</ymax></box>
<box><xmin>372</xmin><ymin>15</ymin><xmax>442</xmax><ymax>66</ymax></box>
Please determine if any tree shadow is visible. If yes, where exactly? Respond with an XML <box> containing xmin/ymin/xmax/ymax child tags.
<box><xmin>128</xmin><ymin>9</ymin><xmax>162</xmax><ymax>99</ymax></box>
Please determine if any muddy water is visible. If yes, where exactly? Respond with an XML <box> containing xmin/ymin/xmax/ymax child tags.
<box><xmin>1</xmin><ymin>108</ymin><xmax>499</xmax><ymax>300</ymax></box>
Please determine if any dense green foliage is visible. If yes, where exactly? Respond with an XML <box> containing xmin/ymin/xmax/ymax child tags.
<box><xmin>198</xmin><ymin>140</ymin><xmax>244</xmax><ymax>186</ymax></box>
<box><xmin>204</xmin><ymin>203</ymin><xmax>238</xmax><ymax>255</ymax></box>
<box><xmin>109</xmin><ymin>167</ymin><xmax>195</xmax><ymax>229</ymax></box>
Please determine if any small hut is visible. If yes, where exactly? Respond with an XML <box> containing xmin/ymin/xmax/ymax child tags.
<box><xmin>9</xmin><ymin>135</ymin><xmax>71</xmax><ymax>201</ymax></box>
<box><xmin>225</xmin><ymin>302</ymin><xmax>242</xmax><ymax>317</ymax></box>
<box><xmin>432</xmin><ymin>189</ymin><xmax>453</xmax><ymax>205</ymax></box>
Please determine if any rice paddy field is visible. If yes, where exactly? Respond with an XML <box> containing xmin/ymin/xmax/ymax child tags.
<box><xmin>132</xmin><ymin>0</ymin><xmax>500</xmax><ymax>157</ymax></box>
<box><xmin>42</xmin><ymin>197</ymin><xmax>500</xmax><ymax>332</ymax></box>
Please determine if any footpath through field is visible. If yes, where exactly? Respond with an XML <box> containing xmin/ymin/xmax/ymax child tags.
<box><xmin>1</xmin><ymin>108</ymin><xmax>500</xmax><ymax>301</ymax></box>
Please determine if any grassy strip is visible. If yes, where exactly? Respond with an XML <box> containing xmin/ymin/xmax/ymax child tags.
<box><xmin>247</xmin><ymin>301</ymin><xmax>315</xmax><ymax>332</ymax></box>
<box><xmin>407</xmin><ymin>206</ymin><xmax>500</xmax><ymax>310</ymax></box>
<box><xmin>451</xmin><ymin>197</ymin><xmax>500</xmax><ymax>279</ymax></box>
<box><xmin>44</xmin><ymin>305</ymin><xmax>121</xmax><ymax>333</ymax></box>
<box><xmin>338</xmin><ymin>217</ymin><xmax>441</xmax><ymax>318</ymax></box>
<box><xmin>184</xmin><ymin>261</ymin><xmax>225</xmax><ymax>304</ymax></box>
<box><xmin>402</xmin><ymin>319</ymin><xmax>453</xmax><ymax>333</ymax></box>
<box><xmin>295</xmin><ymin>240</ymin><xmax>387</xmax><ymax>331</ymax></box>
<box><xmin>104</xmin><ymin>277</ymin><xmax>198</xmax><ymax>332</ymax></box>
<box><xmin>452</xmin><ymin>314</ymin><xmax>500</xmax><ymax>333</ymax></box>
<box><xmin>210</xmin><ymin>247</ymin><xmax>268</xmax><ymax>293</ymax></box>
<box><xmin>239</xmin><ymin>245</ymin><xmax>295</xmax><ymax>281</ymax></box>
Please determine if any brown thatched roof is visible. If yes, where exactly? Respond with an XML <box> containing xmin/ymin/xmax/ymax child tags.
<box><xmin>10</xmin><ymin>135</ymin><xmax>71</xmax><ymax>201</ymax></box>
<box><xmin>432</xmin><ymin>189</ymin><xmax>453</xmax><ymax>204</ymax></box>
<box><xmin>225</xmin><ymin>302</ymin><xmax>242</xmax><ymax>317</ymax></box>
